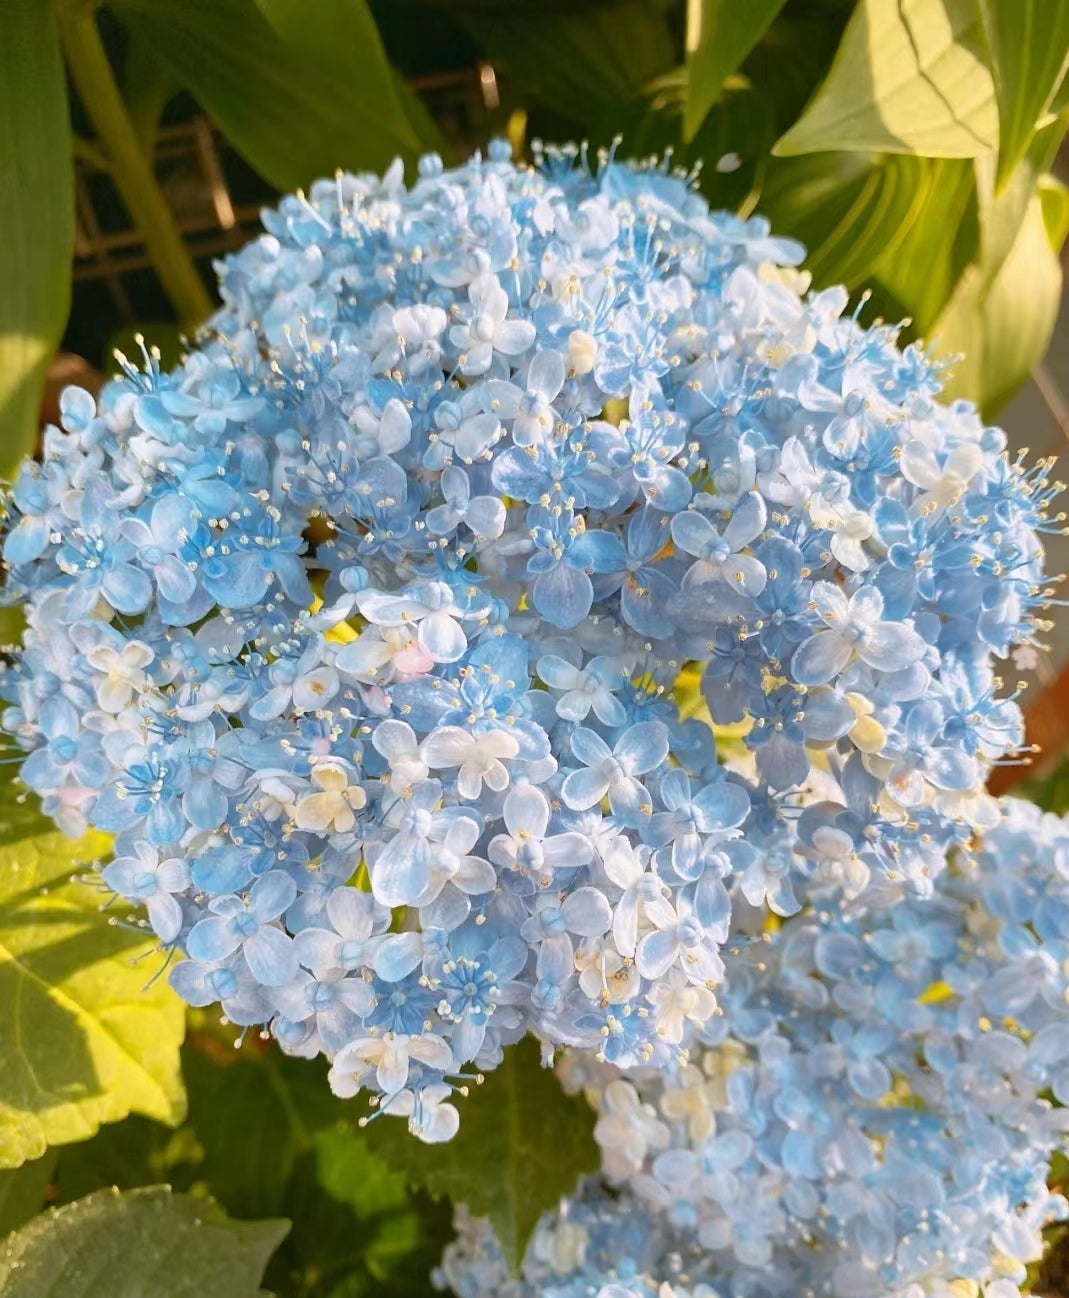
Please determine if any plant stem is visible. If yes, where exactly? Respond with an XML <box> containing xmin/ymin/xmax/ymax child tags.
<box><xmin>55</xmin><ymin>2</ymin><xmax>213</xmax><ymax>328</ymax></box>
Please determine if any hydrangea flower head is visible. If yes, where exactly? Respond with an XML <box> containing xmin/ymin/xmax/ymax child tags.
<box><xmin>443</xmin><ymin>799</ymin><xmax>1069</xmax><ymax>1298</ymax></box>
<box><xmin>0</xmin><ymin>140</ymin><xmax>1056</xmax><ymax>1139</ymax></box>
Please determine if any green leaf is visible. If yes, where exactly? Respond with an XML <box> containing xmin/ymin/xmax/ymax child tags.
<box><xmin>110</xmin><ymin>0</ymin><xmax>433</xmax><ymax>192</ymax></box>
<box><xmin>774</xmin><ymin>0</ymin><xmax>998</xmax><ymax>158</ymax></box>
<box><xmin>181</xmin><ymin>1045</ymin><xmax>450</xmax><ymax>1296</ymax></box>
<box><xmin>287</xmin><ymin>1120</ymin><xmax>446</xmax><ymax>1297</ymax></box>
<box><xmin>0</xmin><ymin>1150</ymin><xmax>56</xmax><ymax>1235</ymax></box>
<box><xmin>0</xmin><ymin>815</ymin><xmax>186</xmax><ymax>1168</ymax></box>
<box><xmin>920</xmin><ymin>107</ymin><xmax>1069</xmax><ymax>413</ymax></box>
<box><xmin>54</xmin><ymin>1037</ymin><xmax>451</xmax><ymax>1297</ymax></box>
<box><xmin>255</xmin><ymin>0</ymin><xmax>446</xmax><ymax>157</ymax></box>
<box><xmin>973</xmin><ymin>108</ymin><xmax>1069</xmax><ymax>266</ymax></box>
<box><xmin>761</xmin><ymin>152</ymin><xmax>937</xmax><ymax>289</ymax></box>
<box><xmin>180</xmin><ymin>1046</ymin><xmax>312</xmax><ymax>1220</ymax></box>
<box><xmin>683</xmin><ymin>0</ymin><xmax>788</xmax><ymax>141</ymax></box>
<box><xmin>451</xmin><ymin>1</ymin><xmax>675</xmax><ymax>122</ymax></box>
<box><xmin>1039</xmin><ymin>172</ymin><xmax>1069</xmax><ymax>248</ymax></box>
<box><xmin>363</xmin><ymin>1035</ymin><xmax>598</xmax><ymax>1274</ymax></box>
<box><xmin>868</xmin><ymin>158</ymin><xmax>978</xmax><ymax>333</ymax></box>
<box><xmin>933</xmin><ymin>187</ymin><xmax>1063</xmax><ymax>414</ymax></box>
<box><xmin>0</xmin><ymin>1186</ymin><xmax>287</xmax><ymax>1298</ymax></box>
<box><xmin>0</xmin><ymin>0</ymin><xmax>73</xmax><ymax>477</ymax></box>
<box><xmin>691</xmin><ymin>82</ymin><xmax>777</xmax><ymax>216</ymax></box>
<box><xmin>977</xmin><ymin>0</ymin><xmax>1069</xmax><ymax>188</ymax></box>
<box><xmin>53</xmin><ymin>1112</ymin><xmax>195</xmax><ymax>1207</ymax></box>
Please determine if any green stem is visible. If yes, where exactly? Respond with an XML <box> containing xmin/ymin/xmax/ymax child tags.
<box><xmin>55</xmin><ymin>2</ymin><xmax>213</xmax><ymax>327</ymax></box>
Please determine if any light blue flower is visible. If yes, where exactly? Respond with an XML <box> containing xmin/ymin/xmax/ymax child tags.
<box><xmin>570</xmin><ymin>507</ymin><xmax>679</xmax><ymax>637</ymax></box>
<box><xmin>537</xmin><ymin>651</ymin><xmax>627</xmax><ymax>725</ymax></box>
<box><xmin>671</xmin><ymin>490</ymin><xmax>767</xmax><ymax>596</ymax></box>
<box><xmin>102</xmin><ymin>841</ymin><xmax>191</xmax><ymax>943</ymax></box>
<box><xmin>1</xmin><ymin>137</ymin><xmax>1055</xmax><ymax>1152</ymax></box>
<box><xmin>791</xmin><ymin>582</ymin><xmax>926</xmax><ymax>686</ymax></box>
<box><xmin>185</xmin><ymin>869</ymin><xmax>298</xmax><ymax>985</ymax></box>
<box><xmin>561</xmin><ymin>722</ymin><xmax>669</xmax><ymax>820</ymax></box>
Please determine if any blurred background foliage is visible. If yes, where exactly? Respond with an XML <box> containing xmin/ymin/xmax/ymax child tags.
<box><xmin>6</xmin><ymin>0</ymin><xmax>1069</xmax><ymax>481</ymax></box>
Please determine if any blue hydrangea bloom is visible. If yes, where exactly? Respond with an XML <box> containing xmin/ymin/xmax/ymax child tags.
<box><xmin>0</xmin><ymin>141</ymin><xmax>1057</xmax><ymax>1151</ymax></box>
<box><xmin>444</xmin><ymin>799</ymin><xmax>1069</xmax><ymax>1298</ymax></box>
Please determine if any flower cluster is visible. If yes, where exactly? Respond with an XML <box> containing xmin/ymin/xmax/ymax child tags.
<box><xmin>436</xmin><ymin>1193</ymin><xmax>715</xmax><ymax>1298</ymax></box>
<box><xmin>0</xmin><ymin>141</ymin><xmax>1056</xmax><ymax>1138</ymax></box>
<box><xmin>442</xmin><ymin>798</ymin><xmax>1069</xmax><ymax>1298</ymax></box>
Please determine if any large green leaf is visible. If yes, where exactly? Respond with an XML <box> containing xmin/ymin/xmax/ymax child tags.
<box><xmin>761</xmin><ymin>152</ymin><xmax>936</xmax><ymax>290</ymax></box>
<box><xmin>1040</xmin><ymin>171</ymin><xmax>1069</xmax><ymax>248</ymax></box>
<box><xmin>970</xmin><ymin>111</ymin><xmax>1068</xmax><ymax>277</ymax></box>
<box><xmin>289</xmin><ymin>1120</ymin><xmax>445</xmax><ymax>1296</ymax></box>
<box><xmin>868</xmin><ymin>159</ymin><xmax>978</xmax><ymax>334</ymax></box>
<box><xmin>364</xmin><ymin>1035</ymin><xmax>598</xmax><ymax>1274</ymax></box>
<box><xmin>0</xmin><ymin>816</ymin><xmax>185</xmax><ymax>1168</ymax></box>
<box><xmin>933</xmin><ymin>184</ymin><xmax>1065</xmax><ymax>415</ymax></box>
<box><xmin>977</xmin><ymin>0</ymin><xmax>1069</xmax><ymax>188</ymax></box>
<box><xmin>255</xmin><ymin>0</ymin><xmax>446</xmax><ymax>158</ymax></box>
<box><xmin>52</xmin><ymin>1038</ymin><xmax>452</xmax><ymax>1298</ymax></box>
<box><xmin>450</xmin><ymin>1</ymin><xmax>676</xmax><ymax>122</ymax></box>
<box><xmin>0</xmin><ymin>0</ymin><xmax>73</xmax><ymax>476</ymax></box>
<box><xmin>110</xmin><ymin>0</ymin><xmax>434</xmax><ymax>192</ymax></box>
<box><xmin>0</xmin><ymin>1186</ymin><xmax>287</xmax><ymax>1298</ymax></box>
<box><xmin>919</xmin><ymin>106</ymin><xmax>1069</xmax><ymax>413</ymax></box>
<box><xmin>774</xmin><ymin>0</ymin><xmax>998</xmax><ymax>158</ymax></box>
<box><xmin>182</xmin><ymin>1045</ymin><xmax>450</xmax><ymax>1295</ymax></box>
<box><xmin>683</xmin><ymin>0</ymin><xmax>788</xmax><ymax>141</ymax></box>
<box><xmin>869</xmin><ymin>106</ymin><xmax>1069</xmax><ymax>340</ymax></box>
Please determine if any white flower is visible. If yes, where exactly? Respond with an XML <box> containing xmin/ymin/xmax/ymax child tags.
<box><xmin>901</xmin><ymin>439</ymin><xmax>983</xmax><ymax>516</ymax></box>
<box><xmin>450</xmin><ymin>273</ymin><xmax>536</xmax><ymax>375</ymax></box>
<box><xmin>420</xmin><ymin>726</ymin><xmax>519</xmax><ymax>799</ymax></box>
<box><xmin>371</xmin><ymin>719</ymin><xmax>429</xmax><ymax>794</ymax></box>
<box><xmin>382</xmin><ymin>1081</ymin><xmax>460</xmax><ymax>1143</ymax></box>
<box><xmin>294</xmin><ymin>758</ymin><xmax>367</xmax><ymax>833</ymax></box>
<box><xmin>329</xmin><ymin>1030</ymin><xmax>453</xmax><ymax>1099</ymax></box>
<box><xmin>647</xmin><ymin>974</ymin><xmax>717</xmax><ymax>1045</ymax></box>
<box><xmin>84</xmin><ymin>640</ymin><xmax>154</xmax><ymax>711</ymax></box>
<box><xmin>594</xmin><ymin>1079</ymin><xmax>670</xmax><ymax>1182</ymax></box>
<box><xmin>577</xmin><ymin>942</ymin><xmax>640</xmax><ymax>1005</ymax></box>
<box><xmin>567</xmin><ymin>328</ymin><xmax>597</xmax><ymax>376</ymax></box>
<box><xmin>809</xmin><ymin>498</ymin><xmax>874</xmax><ymax>572</ymax></box>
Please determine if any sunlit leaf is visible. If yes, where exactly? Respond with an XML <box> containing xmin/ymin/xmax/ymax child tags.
<box><xmin>761</xmin><ymin>152</ymin><xmax>936</xmax><ymax>289</ymax></box>
<box><xmin>933</xmin><ymin>188</ymin><xmax>1064</xmax><ymax>415</ymax></box>
<box><xmin>868</xmin><ymin>158</ymin><xmax>977</xmax><ymax>333</ymax></box>
<box><xmin>1040</xmin><ymin>172</ymin><xmax>1069</xmax><ymax>248</ymax></box>
<box><xmin>0</xmin><ymin>809</ymin><xmax>185</xmax><ymax>1168</ymax></box>
<box><xmin>774</xmin><ymin>0</ymin><xmax>997</xmax><ymax>158</ymax></box>
<box><xmin>977</xmin><ymin>0</ymin><xmax>1069</xmax><ymax>188</ymax></box>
